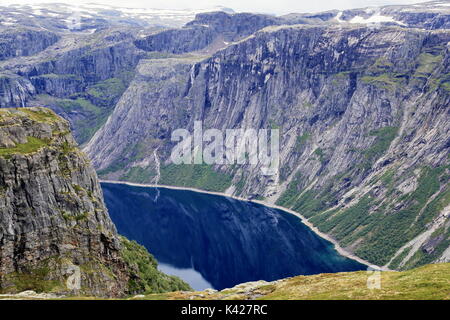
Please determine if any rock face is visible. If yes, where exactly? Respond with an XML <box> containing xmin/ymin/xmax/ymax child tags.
<box><xmin>135</xmin><ymin>12</ymin><xmax>283</xmax><ymax>54</ymax></box>
<box><xmin>86</xmin><ymin>23</ymin><xmax>450</xmax><ymax>270</ymax></box>
<box><xmin>0</xmin><ymin>26</ymin><xmax>146</xmax><ymax>143</ymax></box>
<box><xmin>0</xmin><ymin>29</ymin><xmax>59</xmax><ymax>61</ymax></box>
<box><xmin>0</xmin><ymin>107</ymin><xmax>189</xmax><ymax>296</ymax></box>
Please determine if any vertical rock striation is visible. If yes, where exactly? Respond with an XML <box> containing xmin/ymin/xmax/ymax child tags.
<box><xmin>0</xmin><ymin>107</ymin><xmax>190</xmax><ymax>296</ymax></box>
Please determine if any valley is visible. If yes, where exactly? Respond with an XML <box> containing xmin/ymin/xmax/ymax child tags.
<box><xmin>0</xmin><ymin>0</ymin><xmax>449</xmax><ymax>300</ymax></box>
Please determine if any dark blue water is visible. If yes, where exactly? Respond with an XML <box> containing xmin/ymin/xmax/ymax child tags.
<box><xmin>101</xmin><ymin>183</ymin><xmax>365</xmax><ymax>290</ymax></box>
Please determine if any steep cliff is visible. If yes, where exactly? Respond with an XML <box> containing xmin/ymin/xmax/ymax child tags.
<box><xmin>0</xmin><ymin>107</ymin><xmax>190</xmax><ymax>296</ymax></box>
<box><xmin>86</xmin><ymin>24</ymin><xmax>450</xmax><ymax>270</ymax></box>
<box><xmin>0</xmin><ymin>28</ymin><xmax>59</xmax><ymax>61</ymax></box>
<box><xmin>134</xmin><ymin>12</ymin><xmax>283</xmax><ymax>54</ymax></box>
<box><xmin>0</xmin><ymin>27</ymin><xmax>147</xmax><ymax>144</ymax></box>
<box><xmin>0</xmin><ymin>3</ymin><xmax>449</xmax><ymax>273</ymax></box>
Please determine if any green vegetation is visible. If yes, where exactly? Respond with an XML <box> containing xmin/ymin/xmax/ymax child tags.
<box><xmin>57</xmin><ymin>97</ymin><xmax>101</xmax><ymax>115</ymax></box>
<box><xmin>361</xmin><ymin>73</ymin><xmax>405</xmax><ymax>89</ymax></box>
<box><xmin>119</xmin><ymin>237</ymin><xmax>191</xmax><ymax>294</ymax></box>
<box><xmin>361</xmin><ymin>57</ymin><xmax>407</xmax><ymax>90</ymax></box>
<box><xmin>338</xmin><ymin>165</ymin><xmax>449</xmax><ymax>266</ymax></box>
<box><xmin>234</xmin><ymin>175</ymin><xmax>246</xmax><ymax>195</ymax></box>
<box><xmin>0</xmin><ymin>136</ymin><xmax>49</xmax><ymax>158</ymax></box>
<box><xmin>414</xmin><ymin>53</ymin><xmax>442</xmax><ymax>77</ymax></box>
<box><xmin>399</xmin><ymin>188</ymin><xmax>450</xmax><ymax>269</ymax></box>
<box><xmin>86</xmin><ymin>77</ymin><xmax>128</xmax><ymax>107</ymax></box>
<box><xmin>138</xmin><ymin>263</ymin><xmax>450</xmax><ymax>300</ymax></box>
<box><xmin>97</xmin><ymin>160</ymin><xmax>127</xmax><ymax>176</ymax></box>
<box><xmin>0</xmin><ymin>258</ymin><xmax>64</xmax><ymax>294</ymax></box>
<box><xmin>252</xmin><ymin>263</ymin><xmax>450</xmax><ymax>300</ymax></box>
<box><xmin>120</xmin><ymin>166</ymin><xmax>156</xmax><ymax>183</ymax></box>
<box><xmin>291</xmin><ymin>188</ymin><xmax>336</xmax><ymax>218</ymax></box>
<box><xmin>295</xmin><ymin>132</ymin><xmax>310</xmax><ymax>150</ymax></box>
<box><xmin>388</xmin><ymin>246</ymin><xmax>412</xmax><ymax>270</ymax></box>
<box><xmin>314</xmin><ymin>147</ymin><xmax>326</xmax><ymax>163</ymax></box>
<box><xmin>275</xmin><ymin>159</ymin><xmax>448</xmax><ymax>267</ymax></box>
<box><xmin>276</xmin><ymin>172</ymin><xmax>302</xmax><ymax>207</ymax></box>
<box><xmin>367</xmin><ymin>57</ymin><xmax>393</xmax><ymax>74</ymax></box>
<box><xmin>61</xmin><ymin>211</ymin><xmax>91</xmax><ymax>222</ymax></box>
<box><xmin>46</xmin><ymin>73</ymin><xmax>133</xmax><ymax>144</ymax></box>
<box><xmin>3</xmin><ymin>263</ymin><xmax>448</xmax><ymax>300</ymax></box>
<box><xmin>52</xmin><ymin>96</ymin><xmax>108</xmax><ymax>144</ymax></box>
<box><xmin>160</xmin><ymin>164</ymin><xmax>233</xmax><ymax>192</ymax></box>
<box><xmin>19</xmin><ymin>108</ymin><xmax>60</xmax><ymax>123</ymax></box>
<box><xmin>0</xmin><ymin>108</ymin><xmax>59</xmax><ymax>124</ymax></box>
<box><xmin>359</xmin><ymin>126</ymin><xmax>398</xmax><ymax>169</ymax></box>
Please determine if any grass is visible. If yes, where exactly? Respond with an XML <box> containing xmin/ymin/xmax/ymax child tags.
<box><xmin>2</xmin><ymin>263</ymin><xmax>448</xmax><ymax>300</ymax></box>
<box><xmin>414</xmin><ymin>53</ymin><xmax>442</xmax><ymax>77</ymax></box>
<box><xmin>361</xmin><ymin>73</ymin><xmax>405</xmax><ymax>89</ymax></box>
<box><xmin>0</xmin><ymin>136</ymin><xmax>49</xmax><ymax>158</ymax></box>
<box><xmin>19</xmin><ymin>108</ymin><xmax>60</xmax><ymax>123</ymax></box>
<box><xmin>136</xmin><ymin>263</ymin><xmax>450</xmax><ymax>300</ymax></box>
<box><xmin>0</xmin><ymin>257</ymin><xmax>64</xmax><ymax>294</ymax></box>
<box><xmin>255</xmin><ymin>263</ymin><xmax>450</xmax><ymax>300</ymax></box>
<box><xmin>0</xmin><ymin>107</ymin><xmax>59</xmax><ymax>124</ymax></box>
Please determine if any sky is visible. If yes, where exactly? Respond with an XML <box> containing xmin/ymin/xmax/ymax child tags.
<box><xmin>0</xmin><ymin>0</ymin><xmax>432</xmax><ymax>15</ymax></box>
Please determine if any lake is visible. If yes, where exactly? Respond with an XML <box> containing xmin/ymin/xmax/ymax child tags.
<box><xmin>101</xmin><ymin>183</ymin><xmax>366</xmax><ymax>290</ymax></box>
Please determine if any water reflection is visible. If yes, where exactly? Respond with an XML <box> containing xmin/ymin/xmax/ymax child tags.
<box><xmin>102</xmin><ymin>183</ymin><xmax>365</xmax><ymax>290</ymax></box>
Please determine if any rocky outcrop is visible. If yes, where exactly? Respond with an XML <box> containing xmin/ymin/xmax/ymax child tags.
<box><xmin>0</xmin><ymin>107</ymin><xmax>190</xmax><ymax>296</ymax></box>
<box><xmin>0</xmin><ymin>29</ymin><xmax>59</xmax><ymax>61</ymax></box>
<box><xmin>0</xmin><ymin>74</ymin><xmax>36</xmax><ymax>108</ymax></box>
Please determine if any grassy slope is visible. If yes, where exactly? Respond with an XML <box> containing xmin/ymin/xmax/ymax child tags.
<box><xmin>139</xmin><ymin>263</ymin><xmax>450</xmax><ymax>300</ymax></box>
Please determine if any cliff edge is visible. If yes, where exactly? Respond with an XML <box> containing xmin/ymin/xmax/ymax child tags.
<box><xmin>0</xmin><ymin>107</ymin><xmax>190</xmax><ymax>297</ymax></box>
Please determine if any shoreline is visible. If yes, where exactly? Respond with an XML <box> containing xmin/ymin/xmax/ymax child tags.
<box><xmin>100</xmin><ymin>179</ymin><xmax>389</xmax><ymax>271</ymax></box>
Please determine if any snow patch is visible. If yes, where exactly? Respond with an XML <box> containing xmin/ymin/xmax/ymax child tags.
<box><xmin>349</xmin><ymin>14</ymin><xmax>406</xmax><ymax>26</ymax></box>
<box><xmin>335</xmin><ymin>11</ymin><xmax>344</xmax><ymax>23</ymax></box>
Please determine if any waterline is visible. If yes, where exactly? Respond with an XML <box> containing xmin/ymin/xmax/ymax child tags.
<box><xmin>100</xmin><ymin>179</ymin><xmax>387</xmax><ymax>271</ymax></box>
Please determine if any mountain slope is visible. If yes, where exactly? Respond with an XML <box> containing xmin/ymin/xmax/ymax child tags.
<box><xmin>86</xmin><ymin>23</ymin><xmax>450</xmax><ymax>269</ymax></box>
